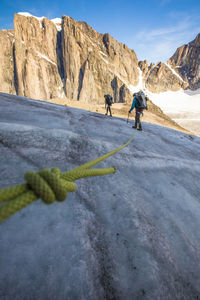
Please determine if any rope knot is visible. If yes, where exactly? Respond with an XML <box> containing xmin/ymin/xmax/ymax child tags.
<box><xmin>0</xmin><ymin>135</ymin><xmax>134</xmax><ymax>222</ymax></box>
<box><xmin>24</xmin><ymin>168</ymin><xmax>68</xmax><ymax>204</ymax></box>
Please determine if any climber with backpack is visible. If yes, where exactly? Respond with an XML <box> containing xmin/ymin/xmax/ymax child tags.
<box><xmin>104</xmin><ymin>94</ymin><xmax>113</xmax><ymax>117</ymax></box>
<box><xmin>128</xmin><ymin>90</ymin><xmax>148</xmax><ymax>131</ymax></box>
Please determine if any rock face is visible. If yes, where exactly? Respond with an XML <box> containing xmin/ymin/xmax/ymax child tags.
<box><xmin>61</xmin><ymin>16</ymin><xmax>139</xmax><ymax>103</ymax></box>
<box><xmin>138</xmin><ymin>60</ymin><xmax>155</xmax><ymax>79</ymax></box>
<box><xmin>0</xmin><ymin>13</ymin><xmax>139</xmax><ymax>103</ymax></box>
<box><xmin>0</xmin><ymin>30</ymin><xmax>16</xmax><ymax>94</ymax></box>
<box><xmin>168</xmin><ymin>34</ymin><xmax>200</xmax><ymax>90</ymax></box>
<box><xmin>145</xmin><ymin>62</ymin><xmax>188</xmax><ymax>93</ymax></box>
<box><xmin>14</xmin><ymin>14</ymin><xmax>64</xmax><ymax>100</ymax></box>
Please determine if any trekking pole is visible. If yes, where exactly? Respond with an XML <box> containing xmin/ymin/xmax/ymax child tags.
<box><xmin>127</xmin><ymin>112</ymin><xmax>130</xmax><ymax>123</ymax></box>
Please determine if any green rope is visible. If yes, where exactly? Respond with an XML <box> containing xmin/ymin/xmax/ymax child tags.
<box><xmin>0</xmin><ymin>135</ymin><xmax>134</xmax><ymax>222</ymax></box>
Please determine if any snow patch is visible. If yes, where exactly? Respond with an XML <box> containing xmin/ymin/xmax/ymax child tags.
<box><xmin>101</xmin><ymin>56</ymin><xmax>109</xmax><ymax>64</ymax></box>
<box><xmin>17</xmin><ymin>12</ymin><xmax>45</xmax><ymax>22</ymax></box>
<box><xmin>17</xmin><ymin>12</ymin><xmax>33</xmax><ymax>17</ymax></box>
<box><xmin>56</xmin><ymin>25</ymin><xmax>62</xmax><ymax>31</ymax></box>
<box><xmin>51</xmin><ymin>18</ymin><xmax>62</xmax><ymax>24</ymax></box>
<box><xmin>51</xmin><ymin>18</ymin><xmax>62</xmax><ymax>31</ymax></box>
<box><xmin>128</xmin><ymin>68</ymin><xmax>144</xmax><ymax>94</ymax></box>
<box><xmin>99</xmin><ymin>51</ymin><xmax>108</xmax><ymax>57</ymax></box>
<box><xmin>17</xmin><ymin>12</ymin><xmax>62</xmax><ymax>31</ymax></box>
<box><xmin>58</xmin><ymin>91</ymin><xmax>65</xmax><ymax>98</ymax></box>
<box><xmin>165</xmin><ymin>63</ymin><xmax>186</xmax><ymax>83</ymax></box>
<box><xmin>36</xmin><ymin>52</ymin><xmax>56</xmax><ymax>65</ymax></box>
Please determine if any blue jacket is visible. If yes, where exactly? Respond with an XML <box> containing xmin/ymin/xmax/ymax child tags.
<box><xmin>129</xmin><ymin>97</ymin><xmax>137</xmax><ymax>112</ymax></box>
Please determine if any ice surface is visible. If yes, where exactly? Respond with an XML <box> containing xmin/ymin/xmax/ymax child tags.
<box><xmin>0</xmin><ymin>92</ymin><xmax>200</xmax><ymax>299</ymax></box>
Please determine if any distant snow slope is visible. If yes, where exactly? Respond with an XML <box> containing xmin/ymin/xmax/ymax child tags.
<box><xmin>0</xmin><ymin>92</ymin><xmax>200</xmax><ymax>300</ymax></box>
<box><xmin>147</xmin><ymin>89</ymin><xmax>200</xmax><ymax>136</ymax></box>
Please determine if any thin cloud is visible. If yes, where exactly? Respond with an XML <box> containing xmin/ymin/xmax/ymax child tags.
<box><xmin>137</xmin><ymin>18</ymin><xmax>193</xmax><ymax>41</ymax></box>
<box><xmin>149</xmin><ymin>21</ymin><xmax>190</xmax><ymax>38</ymax></box>
<box><xmin>134</xmin><ymin>40</ymin><xmax>177</xmax><ymax>64</ymax></box>
<box><xmin>134</xmin><ymin>28</ymin><xmax>200</xmax><ymax>63</ymax></box>
<box><xmin>168</xmin><ymin>10</ymin><xmax>200</xmax><ymax>20</ymax></box>
<box><xmin>131</xmin><ymin>12</ymin><xmax>200</xmax><ymax>62</ymax></box>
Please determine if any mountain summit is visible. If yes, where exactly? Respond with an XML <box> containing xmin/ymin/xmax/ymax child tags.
<box><xmin>168</xmin><ymin>33</ymin><xmax>200</xmax><ymax>90</ymax></box>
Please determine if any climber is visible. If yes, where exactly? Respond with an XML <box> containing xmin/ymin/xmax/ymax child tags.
<box><xmin>104</xmin><ymin>94</ymin><xmax>113</xmax><ymax>117</ymax></box>
<box><xmin>129</xmin><ymin>90</ymin><xmax>148</xmax><ymax>131</ymax></box>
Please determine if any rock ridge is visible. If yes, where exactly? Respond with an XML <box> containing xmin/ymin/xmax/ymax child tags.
<box><xmin>168</xmin><ymin>33</ymin><xmax>200</xmax><ymax>90</ymax></box>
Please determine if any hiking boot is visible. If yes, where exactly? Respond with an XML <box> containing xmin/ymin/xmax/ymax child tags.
<box><xmin>137</xmin><ymin>128</ymin><xmax>142</xmax><ymax>131</ymax></box>
<box><xmin>132</xmin><ymin>125</ymin><xmax>137</xmax><ymax>128</ymax></box>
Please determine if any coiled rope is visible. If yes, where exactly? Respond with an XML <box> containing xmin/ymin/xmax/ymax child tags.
<box><xmin>0</xmin><ymin>135</ymin><xmax>134</xmax><ymax>222</ymax></box>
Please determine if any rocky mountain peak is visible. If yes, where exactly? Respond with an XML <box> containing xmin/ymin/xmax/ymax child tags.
<box><xmin>138</xmin><ymin>59</ymin><xmax>149</xmax><ymax>73</ymax></box>
<box><xmin>138</xmin><ymin>60</ymin><xmax>155</xmax><ymax>81</ymax></box>
<box><xmin>145</xmin><ymin>61</ymin><xmax>188</xmax><ymax>93</ymax></box>
<box><xmin>191</xmin><ymin>33</ymin><xmax>200</xmax><ymax>46</ymax></box>
<box><xmin>168</xmin><ymin>33</ymin><xmax>200</xmax><ymax>90</ymax></box>
<box><xmin>0</xmin><ymin>13</ymin><xmax>199</xmax><ymax>102</ymax></box>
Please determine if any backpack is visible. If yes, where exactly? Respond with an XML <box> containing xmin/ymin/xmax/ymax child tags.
<box><xmin>105</xmin><ymin>94</ymin><xmax>113</xmax><ymax>106</ymax></box>
<box><xmin>135</xmin><ymin>91</ymin><xmax>148</xmax><ymax>110</ymax></box>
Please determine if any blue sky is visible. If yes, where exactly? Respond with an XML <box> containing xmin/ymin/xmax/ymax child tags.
<box><xmin>0</xmin><ymin>0</ymin><xmax>200</xmax><ymax>63</ymax></box>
